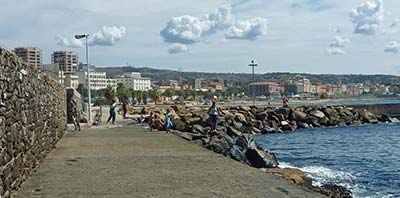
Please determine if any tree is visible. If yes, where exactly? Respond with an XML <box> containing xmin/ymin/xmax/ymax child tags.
<box><xmin>104</xmin><ymin>85</ymin><xmax>116</xmax><ymax>101</ymax></box>
<box><xmin>117</xmin><ymin>83</ymin><xmax>129</xmax><ymax>101</ymax></box>
<box><xmin>149</xmin><ymin>89</ymin><xmax>161</xmax><ymax>105</ymax></box>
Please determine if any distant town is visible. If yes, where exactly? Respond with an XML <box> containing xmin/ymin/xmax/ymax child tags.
<box><xmin>14</xmin><ymin>46</ymin><xmax>400</xmax><ymax>105</ymax></box>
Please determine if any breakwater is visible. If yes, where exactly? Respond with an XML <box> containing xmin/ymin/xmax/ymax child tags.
<box><xmin>0</xmin><ymin>48</ymin><xmax>67</xmax><ymax>197</ymax></box>
<box><xmin>132</xmin><ymin>104</ymin><xmax>397</xmax><ymax>198</ymax></box>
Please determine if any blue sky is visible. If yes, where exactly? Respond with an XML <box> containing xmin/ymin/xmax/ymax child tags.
<box><xmin>1</xmin><ymin>0</ymin><xmax>400</xmax><ymax>74</ymax></box>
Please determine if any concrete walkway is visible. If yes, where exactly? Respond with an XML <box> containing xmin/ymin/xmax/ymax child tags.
<box><xmin>13</xmin><ymin>125</ymin><xmax>325</xmax><ymax>198</ymax></box>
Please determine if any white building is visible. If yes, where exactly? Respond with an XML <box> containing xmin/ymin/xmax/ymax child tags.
<box><xmin>117</xmin><ymin>72</ymin><xmax>151</xmax><ymax>91</ymax></box>
<box><xmin>78</xmin><ymin>71</ymin><xmax>117</xmax><ymax>90</ymax></box>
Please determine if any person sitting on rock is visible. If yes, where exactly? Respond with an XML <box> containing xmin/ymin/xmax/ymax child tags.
<box><xmin>153</xmin><ymin>114</ymin><xmax>164</xmax><ymax>131</ymax></box>
<box><xmin>208</xmin><ymin>101</ymin><xmax>219</xmax><ymax>133</ymax></box>
<box><xmin>148</xmin><ymin>112</ymin><xmax>155</xmax><ymax>131</ymax></box>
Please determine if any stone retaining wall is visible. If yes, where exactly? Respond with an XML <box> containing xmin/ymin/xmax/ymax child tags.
<box><xmin>0</xmin><ymin>48</ymin><xmax>67</xmax><ymax>197</ymax></box>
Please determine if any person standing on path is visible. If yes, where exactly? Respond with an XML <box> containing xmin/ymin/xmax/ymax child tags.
<box><xmin>208</xmin><ymin>101</ymin><xmax>219</xmax><ymax>133</ymax></box>
<box><xmin>107</xmin><ymin>99</ymin><xmax>117</xmax><ymax>124</ymax></box>
<box><xmin>164</xmin><ymin>108</ymin><xmax>173</xmax><ymax>133</ymax></box>
<box><xmin>122</xmin><ymin>100</ymin><xmax>128</xmax><ymax>119</ymax></box>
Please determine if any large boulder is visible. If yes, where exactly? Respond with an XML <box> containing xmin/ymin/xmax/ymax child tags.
<box><xmin>245</xmin><ymin>142</ymin><xmax>278</xmax><ymax>168</ymax></box>
<box><xmin>267</xmin><ymin>168</ymin><xmax>312</xmax><ymax>187</ymax></box>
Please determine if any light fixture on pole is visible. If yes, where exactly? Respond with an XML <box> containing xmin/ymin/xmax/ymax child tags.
<box><xmin>249</xmin><ymin>60</ymin><xmax>258</xmax><ymax>106</ymax></box>
<box><xmin>75</xmin><ymin>34</ymin><xmax>91</xmax><ymax>122</ymax></box>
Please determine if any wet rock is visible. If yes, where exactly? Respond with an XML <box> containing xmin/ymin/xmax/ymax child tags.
<box><xmin>312</xmin><ymin>184</ymin><xmax>353</xmax><ymax>198</ymax></box>
<box><xmin>245</xmin><ymin>142</ymin><xmax>278</xmax><ymax>168</ymax></box>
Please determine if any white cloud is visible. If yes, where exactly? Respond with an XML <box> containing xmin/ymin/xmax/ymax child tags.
<box><xmin>325</xmin><ymin>48</ymin><xmax>346</xmax><ymax>55</ymax></box>
<box><xmin>168</xmin><ymin>44</ymin><xmax>189</xmax><ymax>54</ymax></box>
<box><xmin>56</xmin><ymin>26</ymin><xmax>127</xmax><ymax>48</ymax></box>
<box><xmin>329</xmin><ymin>36</ymin><xmax>350</xmax><ymax>48</ymax></box>
<box><xmin>384</xmin><ymin>41</ymin><xmax>400</xmax><ymax>54</ymax></box>
<box><xmin>160</xmin><ymin>5</ymin><xmax>233</xmax><ymax>45</ymax></box>
<box><xmin>329</xmin><ymin>27</ymin><xmax>341</xmax><ymax>33</ymax></box>
<box><xmin>90</xmin><ymin>26</ymin><xmax>127</xmax><ymax>46</ymax></box>
<box><xmin>325</xmin><ymin>36</ymin><xmax>350</xmax><ymax>55</ymax></box>
<box><xmin>56</xmin><ymin>35</ymin><xmax>84</xmax><ymax>48</ymax></box>
<box><xmin>349</xmin><ymin>0</ymin><xmax>384</xmax><ymax>36</ymax></box>
<box><xmin>225</xmin><ymin>17</ymin><xmax>268</xmax><ymax>40</ymax></box>
<box><xmin>160</xmin><ymin>4</ymin><xmax>268</xmax><ymax>53</ymax></box>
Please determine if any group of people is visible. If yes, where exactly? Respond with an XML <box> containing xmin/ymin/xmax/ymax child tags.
<box><xmin>145</xmin><ymin>101</ymin><xmax>219</xmax><ymax>133</ymax></box>
<box><xmin>103</xmin><ymin>98</ymin><xmax>221</xmax><ymax>134</ymax></box>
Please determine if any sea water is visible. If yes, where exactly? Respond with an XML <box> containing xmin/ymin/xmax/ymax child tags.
<box><xmin>254</xmin><ymin>122</ymin><xmax>400</xmax><ymax>198</ymax></box>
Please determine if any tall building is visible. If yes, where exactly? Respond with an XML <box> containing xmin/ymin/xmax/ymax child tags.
<box><xmin>14</xmin><ymin>47</ymin><xmax>43</xmax><ymax>68</ymax></box>
<box><xmin>51</xmin><ymin>51</ymin><xmax>79</xmax><ymax>72</ymax></box>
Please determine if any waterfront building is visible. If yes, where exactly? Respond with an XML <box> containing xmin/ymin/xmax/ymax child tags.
<box><xmin>249</xmin><ymin>82</ymin><xmax>281</xmax><ymax>96</ymax></box>
<box><xmin>117</xmin><ymin>72</ymin><xmax>151</xmax><ymax>91</ymax></box>
<box><xmin>51</xmin><ymin>51</ymin><xmax>79</xmax><ymax>72</ymax></box>
<box><xmin>14</xmin><ymin>47</ymin><xmax>43</xmax><ymax>68</ymax></box>
<box><xmin>78</xmin><ymin>71</ymin><xmax>115</xmax><ymax>90</ymax></box>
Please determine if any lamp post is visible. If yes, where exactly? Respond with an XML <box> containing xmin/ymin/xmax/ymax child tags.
<box><xmin>75</xmin><ymin>34</ymin><xmax>91</xmax><ymax>122</ymax></box>
<box><xmin>249</xmin><ymin>60</ymin><xmax>258</xmax><ymax>106</ymax></box>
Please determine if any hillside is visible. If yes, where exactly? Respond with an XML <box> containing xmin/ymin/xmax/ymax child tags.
<box><xmin>96</xmin><ymin>66</ymin><xmax>400</xmax><ymax>85</ymax></box>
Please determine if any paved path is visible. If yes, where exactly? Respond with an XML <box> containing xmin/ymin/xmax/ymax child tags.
<box><xmin>13</xmin><ymin>125</ymin><xmax>325</xmax><ymax>198</ymax></box>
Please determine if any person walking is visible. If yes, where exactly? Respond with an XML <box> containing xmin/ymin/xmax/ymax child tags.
<box><xmin>107</xmin><ymin>99</ymin><xmax>117</xmax><ymax>124</ymax></box>
<box><xmin>208</xmin><ymin>101</ymin><xmax>219</xmax><ymax>133</ymax></box>
<box><xmin>164</xmin><ymin>108</ymin><xmax>173</xmax><ymax>133</ymax></box>
<box><xmin>122</xmin><ymin>100</ymin><xmax>128</xmax><ymax>119</ymax></box>
<box><xmin>70</xmin><ymin>99</ymin><xmax>81</xmax><ymax>131</ymax></box>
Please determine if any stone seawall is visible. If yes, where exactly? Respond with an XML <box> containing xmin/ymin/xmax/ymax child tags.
<box><xmin>0</xmin><ymin>48</ymin><xmax>67</xmax><ymax>197</ymax></box>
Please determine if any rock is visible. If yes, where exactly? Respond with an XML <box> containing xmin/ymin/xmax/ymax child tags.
<box><xmin>192</xmin><ymin>124</ymin><xmax>205</xmax><ymax>134</ymax></box>
<box><xmin>234</xmin><ymin>113</ymin><xmax>246</xmax><ymax>123</ymax></box>
<box><xmin>234</xmin><ymin>135</ymin><xmax>250</xmax><ymax>151</ymax></box>
<box><xmin>230</xmin><ymin>145</ymin><xmax>249</xmax><ymax>164</ymax></box>
<box><xmin>312</xmin><ymin>184</ymin><xmax>353</xmax><ymax>198</ymax></box>
<box><xmin>245</xmin><ymin>143</ymin><xmax>278</xmax><ymax>168</ymax></box>
<box><xmin>293</xmin><ymin>110</ymin><xmax>308</xmax><ymax>121</ymax></box>
<box><xmin>310</xmin><ymin>110</ymin><xmax>326</xmax><ymax>119</ymax></box>
<box><xmin>267</xmin><ymin>168</ymin><xmax>312</xmax><ymax>187</ymax></box>
<box><xmin>227</xmin><ymin>126</ymin><xmax>242</xmax><ymax>137</ymax></box>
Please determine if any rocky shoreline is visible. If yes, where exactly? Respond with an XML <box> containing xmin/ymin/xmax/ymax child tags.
<box><xmin>130</xmin><ymin>105</ymin><xmax>397</xmax><ymax>198</ymax></box>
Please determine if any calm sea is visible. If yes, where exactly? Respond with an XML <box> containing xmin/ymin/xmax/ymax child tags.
<box><xmin>254</xmin><ymin>123</ymin><xmax>400</xmax><ymax>198</ymax></box>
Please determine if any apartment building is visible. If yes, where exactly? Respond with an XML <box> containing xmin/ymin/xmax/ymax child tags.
<box><xmin>14</xmin><ymin>47</ymin><xmax>43</xmax><ymax>68</ymax></box>
<box><xmin>51</xmin><ymin>51</ymin><xmax>79</xmax><ymax>72</ymax></box>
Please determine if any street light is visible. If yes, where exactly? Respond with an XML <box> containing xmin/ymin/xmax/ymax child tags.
<box><xmin>249</xmin><ymin>60</ymin><xmax>258</xmax><ymax>106</ymax></box>
<box><xmin>75</xmin><ymin>34</ymin><xmax>91</xmax><ymax>122</ymax></box>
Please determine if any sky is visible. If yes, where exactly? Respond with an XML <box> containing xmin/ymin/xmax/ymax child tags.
<box><xmin>1</xmin><ymin>0</ymin><xmax>400</xmax><ymax>75</ymax></box>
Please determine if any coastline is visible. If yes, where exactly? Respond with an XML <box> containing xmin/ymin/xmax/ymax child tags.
<box><xmin>129</xmin><ymin>103</ymin><xmax>398</xmax><ymax>197</ymax></box>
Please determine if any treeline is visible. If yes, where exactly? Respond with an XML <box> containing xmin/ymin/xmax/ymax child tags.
<box><xmin>76</xmin><ymin>83</ymin><xmax>248</xmax><ymax>106</ymax></box>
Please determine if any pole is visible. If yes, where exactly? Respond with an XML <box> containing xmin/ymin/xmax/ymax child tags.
<box><xmin>252</xmin><ymin>65</ymin><xmax>255</xmax><ymax>106</ymax></box>
<box><xmin>86</xmin><ymin>35</ymin><xmax>91</xmax><ymax>122</ymax></box>
<box><xmin>249</xmin><ymin>60</ymin><xmax>258</xmax><ymax>106</ymax></box>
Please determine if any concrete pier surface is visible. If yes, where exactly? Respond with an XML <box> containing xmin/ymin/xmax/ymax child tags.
<box><xmin>13</xmin><ymin>125</ymin><xmax>325</xmax><ymax>198</ymax></box>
